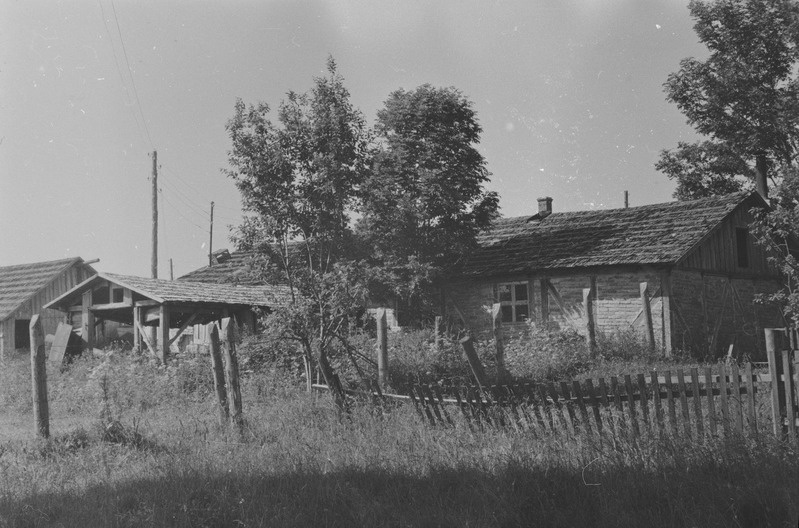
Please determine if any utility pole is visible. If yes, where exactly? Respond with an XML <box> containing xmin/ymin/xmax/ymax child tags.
<box><xmin>209</xmin><ymin>201</ymin><xmax>215</xmax><ymax>266</ymax></box>
<box><xmin>151</xmin><ymin>150</ymin><xmax>158</xmax><ymax>279</ymax></box>
<box><xmin>169</xmin><ymin>258</ymin><xmax>174</xmax><ymax>281</ymax></box>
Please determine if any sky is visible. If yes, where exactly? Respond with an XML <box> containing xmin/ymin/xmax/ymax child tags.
<box><xmin>0</xmin><ymin>0</ymin><xmax>706</xmax><ymax>278</ymax></box>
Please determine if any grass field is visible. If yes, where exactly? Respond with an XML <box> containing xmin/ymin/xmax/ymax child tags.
<box><xmin>1</xmin><ymin>340</ymin><xmax>798</xmax><ymax>527</ymax></box>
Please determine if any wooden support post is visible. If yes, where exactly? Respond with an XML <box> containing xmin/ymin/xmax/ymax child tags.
<box><xmin>133</xmin><ymin>306</ymin><xmax>142</xmax><ymax>351</ymax></box>
<box><xmin>765</xmin><ymin>328</ymin><xmax>785</xmax><ymax>438</ymax></box>
<box><xmin>1</xmin><ymin>332</ymin><xmax>4</xmax><ymax>362</ymax></box>
<box><xmin>81</xmin><ymin>289</ymin><xmax>94</xmax><ymax>351</ymax></box>
<box><xmin>30</xmin><ymin>315</ymin><xmax>49</xmax><ymax>439</ymax></box>
<box><xmin>159</xmin><ymin>304</ymin><xmax>170</xmax><ymax>364</ymax></box>
<box><xmin>583</xmin><ymin>288</ymin><xmax>597</xmax><ymax>357</ymax></box>
<box><xmin>460</xmin><ymin>336</ymin><xmax>488</xmax><ymax>389</ymax></box>
<box><xmin>376</xmin><ymin>308</ymin><xmax>389</xmax><ymax>388</ymax></box>
<box><xmin>491</xmin><ymin>303</ymin><xmax>507</xmax><ymax>381</ymax></box>
<box><xmin>208</xmin><ymin>323</ymin><xmax>229</xmax><ymax>426</ymax></box>
<box><xmin>640</xmin><ymin>282</ymin><xmax>655</xmax><ymax>354</ymax></box>
<box><xmin>222</xmin><ymin>319</ymin><xmax>243</xmax><ymax>431</ymax></box>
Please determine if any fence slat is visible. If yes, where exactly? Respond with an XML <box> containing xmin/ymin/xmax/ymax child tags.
<box><xmin>637</xmin><ymin>374</ymin><xmax>650</xmax><ymax>430</ymax></box>
<box><xmin>452</xmin><ymin>389</ymin><xmax>474</xmax><ymax>431</ymax></box>
<box><xmin>561</xmin><ymin>381</ymin><xmax>578</xmax><ymax>432</ymax></box>
<box><xmin>691</xmin><ymin>368</ymin><xmax>704</xmax><ymax>438</ymax></box>
<box><xmin>744</xmin><ymin>362</ymin><xmax>757</xmax><ymax>436</ymax></box>
<box><xmin>624</xmin><ymin>375</ymin><xmax>639</xmax><ymax>436</ymax></box>
<box><xmin>585</xmin><ymin>379</ymin><xmax>603</xmax><ymax>433</ymax></box>
<box><xmin>765</xmin><ymin>330</ymin><xmax>782</xmax><ymax>438</ymax></box>
<box><xmin>430</xmin><ymin>385</ymin><xmax>455</xmax><ymax>427</ymax></box>
<box><xmin>539</xmin><ymin>385</ymin><xmax>555</xmax><ymax>432</ymax></box>
<box><xmin>549</xmin><ymin>382</ymin><xmax>570</xmax><ymax>434</ymax></box>
<box><xmin>650</xmin><ymin>371</ymin><xmax>664</xmax><ymax>431</ymax></box>
<box><xmin>572</xmin><ymin>380</ymin><xmax>591</xmax><ymax>434</ymax></box>
<box><xmin>664</xmin><ymin>370</ymin><xmax>677</xmax><ymax>435</ymax></box>
<box><xmin>731</xmin><ymin>363</ymin><xmax>744</xmax><ymax>435</ymax></box>
<box><xmin>719</xmin><ymin>366</ymin><xmax>731</xmax><ymax>435</ymax></box>
<box><xmin>610</xmin><ymin>376</ymin><xmax>624</xmax><ymax>432</ymax></box>
<box><xmin>705</xmin><ymin>366</ymin><xmax>717</xmax><ymax>436</ymax></box>
<box><xmin>782</xmin><ymin>350</ymin><xmax>796</xmax><ymax>441</ymax></box>
<box><xmin>676</xmin><ymin>369</ymin><xmax>691</xmax><ymax>439</ymax></box>
<box><xmin>422</xmin><ymin>385</ymin><xmax>445</xmax><ymax>425</ymax></box>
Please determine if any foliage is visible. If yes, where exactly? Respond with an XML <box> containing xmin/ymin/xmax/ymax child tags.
<box><xmin>223</xmin><ymin>58</ymin><xmax>372</xmax><ymax>404</ymax></box>
<box><xmin>358</xmin><ymin>85</ymin><xmax>499</xmax><ymax>323</ymax></box>
<box><xmin>751</xmin><ymin>167</ymin><xmax>799</xmax><ymax>324</ymax></box>
<box><xmin>658</xmin><ymin>0</ymin><xmax>799</xmax><ymax>199</ymax></box>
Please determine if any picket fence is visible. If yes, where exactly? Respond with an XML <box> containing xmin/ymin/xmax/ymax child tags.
<box><xmin>315</xmin><ymin>348</ymin><xmax>799</xmax><ymax>441</ymax></box>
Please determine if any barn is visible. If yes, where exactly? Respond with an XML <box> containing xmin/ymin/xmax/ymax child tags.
<box><xmin>443</xmin><ymin>191</ymin><xmax>784</xmax><ymax>359</ymax></box>
<box><xmin>0</xmin><ymin>258</ymin><xmax>96</xmax><ymax>356</ymax></box>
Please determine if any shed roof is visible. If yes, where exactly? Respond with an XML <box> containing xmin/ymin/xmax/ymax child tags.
<box><xmin>178</xmin><ymin>251</ymin><xmax>263</xmax><ymax>284</ymax></box>
<box><xmin>0</xmin><ymin>258</ymin><xmax>91</xmax><ymax>321</ymax></box>
<box><xmin>44</xmin><ymin>272</ymin><xmax>291</xmax><ymax>311</ymax></box>
<box><xmin>456</xmin><ymin>191</ymin><xmax>767</xmax><ymax>278</ymax></box>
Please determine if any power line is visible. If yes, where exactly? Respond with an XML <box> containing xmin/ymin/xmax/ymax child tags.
<box><xmin>109</xmin><ymin>0</ymin><xmax>154</xmax><ymax>149</ymax></box>
<box><xmin>97</xmin><ymin>0</ymin><xmax>149</xmax><ymax>148</ymax></box>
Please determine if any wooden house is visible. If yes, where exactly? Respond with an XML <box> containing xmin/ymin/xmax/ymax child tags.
<box><xmin>444</xmin><ymin>191</ymin><xmax>784</xmax><ymax>359</ymax></box>
<box><xmin>0</xmin><ymin>258</ymin><xmax>96</xmax><ymax>356</ymax></box>
<box><xmin>44</xmin><ymin>272</ymin><xmax>291</xmax><ymax>361</ymax></box>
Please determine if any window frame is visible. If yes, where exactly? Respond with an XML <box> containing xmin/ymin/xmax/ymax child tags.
<box><xmin>496</xmin><ymin>281</ymin><xmax>530</xmax><ymax>323</ymax></box>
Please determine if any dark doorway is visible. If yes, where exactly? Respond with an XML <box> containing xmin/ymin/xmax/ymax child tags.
<box><xmin>14</xmin><ymin>319</ymin><xmax>30</xmax><ymax>349</ymax></box>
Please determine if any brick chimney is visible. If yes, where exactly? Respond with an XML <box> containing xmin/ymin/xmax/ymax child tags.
<box><xmin>537</xmin><ymin>197</ymin><xmax>553</xmax><ymax>218</ymax></box>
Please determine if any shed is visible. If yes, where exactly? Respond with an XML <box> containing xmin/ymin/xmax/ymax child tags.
<box><xmin>44</xmin><ymin>272</ymin><xmax>290</xmax><ymax>361</ymax></box>
<box><xmin>0</xmin><ymin>258</ymin><xmax>96</xmax><ymax>355</ymax></box>
<box><xmin>445</xmin><ymin>191</ymin><xmax>784</xmax><ymax>359</ymax></box>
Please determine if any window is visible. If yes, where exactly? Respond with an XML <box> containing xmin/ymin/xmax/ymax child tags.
<box><xmin>736</xmin><ymin>227</ymin><xmax>749</xmax><ymax>268</ymax></box>
<box><xmin>112</xmin><ymin>287</ymin><xmax>124</xmax><ymax>303</ymax></box>
<box><xmin>497</xmin><ymin>282</ymin><xmax>530</xmax><ymax>323</ymax></box>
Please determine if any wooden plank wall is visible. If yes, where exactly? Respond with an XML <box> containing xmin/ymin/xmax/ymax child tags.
<box><xmin>1</xmin><ymin>264</ymin><xmax>90</xmax><ymax>353</ymax></box>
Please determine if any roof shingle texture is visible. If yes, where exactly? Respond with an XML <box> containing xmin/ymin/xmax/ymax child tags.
<box><xmin>0</xmin><ymin>258</ymin><xmax>83</xmax><ymax>320</ymax></box>
<box><xmin>104</xmin><ymin>273</ymin><xmax>291</xmax><ymax>306</ymax></box>
<box><xmin>458</xmin><ymin>192</ymin><xmax>756</xmax><ymax>278</ymax></box>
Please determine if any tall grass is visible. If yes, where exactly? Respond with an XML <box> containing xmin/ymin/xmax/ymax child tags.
<box><xmin>0</xmin><ymin>342</ymin><xmax>797</xmax><ymax>527</ymax></box>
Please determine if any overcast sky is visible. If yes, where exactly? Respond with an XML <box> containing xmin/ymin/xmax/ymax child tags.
<box><xmin>0</xmin><ymin>0</ymin><xmax>704</xmax><ymax>277</ymax></box>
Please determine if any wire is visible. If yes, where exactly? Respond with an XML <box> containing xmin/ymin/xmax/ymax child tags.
<box><xmin>110</xmin><ymin>0</ymin><xmax>154</xmax><ymax>150</ymax></box>
<box><xmin>162</xmin><ymin>193</ymin><xmax>207</xmax><ymax>232</ymax></box>
<box><xmin>97</xmin><ymin>0</ymin><xmax>149</xmax><ymax>148</ymax></box>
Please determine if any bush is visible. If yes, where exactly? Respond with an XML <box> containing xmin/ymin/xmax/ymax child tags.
<box><xmin>504</xmin><ymin>328</ymin><xmax>591</xmax><ymax>382</ymax></box>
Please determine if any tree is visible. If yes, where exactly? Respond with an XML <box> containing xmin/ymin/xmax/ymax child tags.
<box><xmin>658</xmin><ymin>0</ymin><xmax>799</xmax><ymax>199</ymax></box>
<box><xmin>223</xmin><ymin>57</ymin><xmax>370</xmax><ymax>407</ymax></box>
<box><xmin>358</xmin><ymin>85</ymin><xmax>499</xmax><ymax>320</ymax></box>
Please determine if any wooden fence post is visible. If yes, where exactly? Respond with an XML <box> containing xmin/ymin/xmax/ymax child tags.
<box><xmin>30</xmin><ymin>315</ymin><xmax>49</xmax><ymax>439</ymax></box>
<box><xmin>1</xmin><ymin>332</ymin><xmax>4</xmax><ymax>362</ymax></box>
<box><xmin>765</xmin><ymin>328</ymin><xmax>785</xmax><ymax>438</ymax></box>
<box><xmin>208</xmin><ymin>323</ymin><xmax>229</xmax><ymax>427</ymax></box>
<box><xmin>460</xmin><ymin>336</ymin><xmax>488</xmax><ymax>389</ymax></box>
<box><xmin>434</xmin><ymin>316</ymin><xmax>443</xmax><ymax>351</ymax></box>
<box><xmin>491</xmin><ymin>303</ymin><xmax>507</xmax><ymax>381</ymax></box>
<box><xmin>376</xmin><ymin>308</ymin><xmax>389</xmax><ymax>388</ymax></box>
<box><xmin>583</xmin><ymin>288</ymin><xmax>596</xmax><ymax>357</ymax></box>
<box><xmin>221</xmin><ymin>318</ymin><xmax>243</xmax><ymax>431</ymax></box>
<box><xmin>640</xmin><ymin>282</ymin><xmax>655</xmax><ymax>354</ymax></box>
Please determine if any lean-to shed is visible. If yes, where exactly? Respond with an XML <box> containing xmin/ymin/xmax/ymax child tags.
<box><xmin>0</xmin><ymin>258</ymin><xmax>96</xmax><ymax>355</ymax></box>
<box><xmin>44</xmin><ymin>272</ymin><xmax>291</xmax><ymax>362</ymax></box>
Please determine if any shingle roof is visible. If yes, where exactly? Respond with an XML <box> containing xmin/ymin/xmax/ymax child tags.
<box><xmin>178</xmin><ymin>251</ymin><xmax>263</xmax><ymax>284</ymax></box>
<box><xmin>456</xmin><ymin>191</ymin><xmax>765</xmax><ymax>278</ymax></box>
<box><xmin>0</xmin><ymin>258</ymin><xmax>88</xmax><ymax>320</ymax></box>
<box><xmin>102</xmin><ymin>273</ymin><xmax>291</xmax><ymax>306</ymax></box>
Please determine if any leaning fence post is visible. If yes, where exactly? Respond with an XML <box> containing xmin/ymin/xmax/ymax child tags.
<box><xmin>640</xmin><ymin>282</ymin><xmax>655</xmax><ymax>354</ymax></box>
<box><xmin>221</xmin><ymin>318</ymin><xmax>243</xmax><ymax>431</ymax></box>
<box><xmin>434</xmin><ymin>316</ymin><xmax>443</xmax><ymax>351</ymax></box>
<box><xmin>30</xmin><ymin>315</ymin><xmax>49</xmax><ymax>439</ymax></box>
<box><xmin>491</xmin><ymin>303</ymin><xmax>508</xmax><ymax>381</ymax></box>
<box><xmin>583</xmin><ymin>288</ymin><xmax>597</xmax><ymax>357</ymax></box>
<box><xmin>460</xmin><ymin>336</ymin><xmax>488</xmax><ymax>389</ymax></box>
<box><xmin>208</xmin><ymin>323</ymin><xmax>229</xmax><ymax>426</ymax></box>
<box><xmin>376</xmin><ymin>308</ymin><xmax>389</xmax><ymax>389</ymax></box>
<box><xmin>765</xmin><ymin>328</ymin><xmax>785</xmax><ymax>438</ymax></box>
